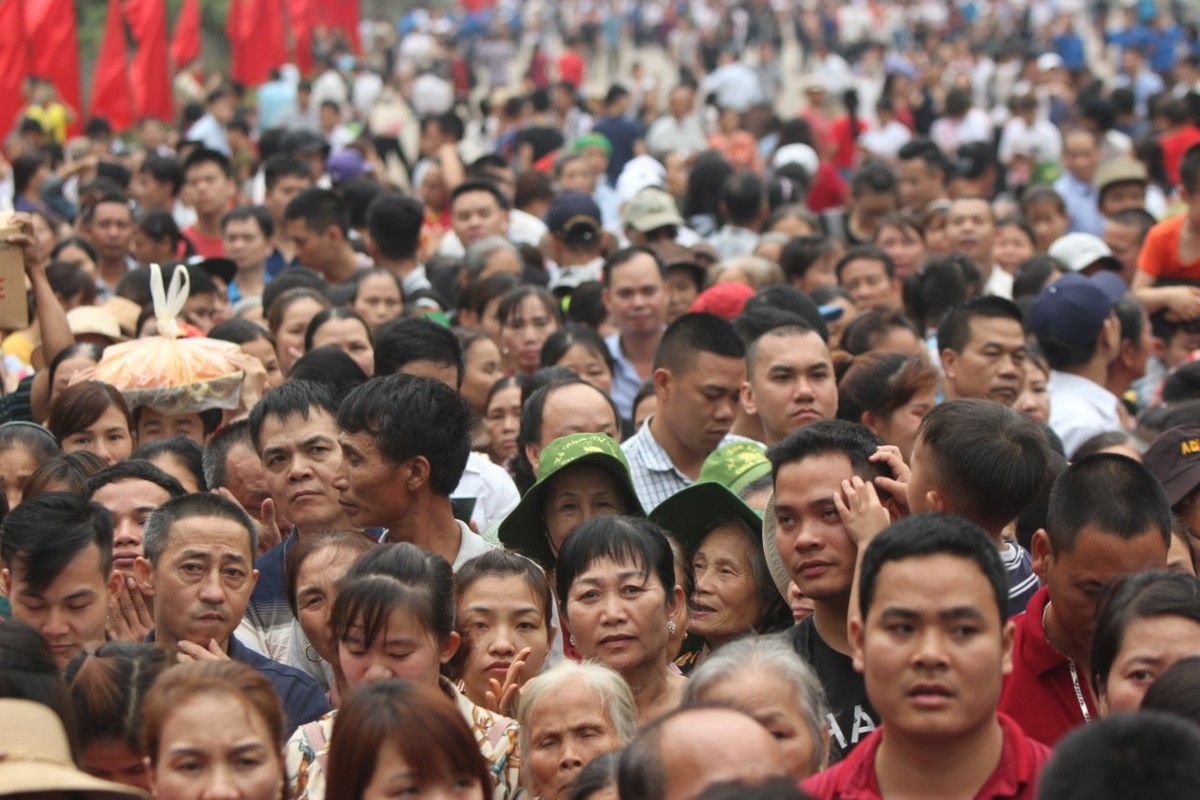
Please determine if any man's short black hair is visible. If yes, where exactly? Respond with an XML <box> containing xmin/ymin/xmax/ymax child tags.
<box><xmin>182</xmin><ymin>148</ymin><xmax>233</xmax><ymax>179</ymax></box>
<box><xmin>365</xmin><ymin>191</ymin><xmax>423</xmax><ymax>262</ymax></box>
<box><xmin>0</xmin><ymin>493</ymin><xmax>113</xmax><ymax>593</ymax></box>
<box><xmin>937</xmin><ymin>296</ymin><xmax>1024</xmax><ymax>356</ymax></box>
<box><xmin>247</xmin><ymin>380</ymin><xmax>341</xmax><ymax>454</ymax></box>
<box><xmin>1037</xmin><ymin>711</ymin><xmax>1200</xmax><ymax>800</ymax></box>
<box><xmin>850</xmin><ymin>160</ymin><xmax>899</xmax><ymax>200</ymax></box>
<box><xmin>601</xmin><ymin>246</ymin><xmax>663</xmax><ymax>286</ymax></box>
<box><xmin>916</xmin><ymin>399</ymin><xmax>1056</xmax><ymax>532</ymax></box>
<box><xmin>1114</xmin><ymin>294</ymin><xmax>1146</xmax><ymax>349</ymax></box>
<box><xmin>143</xmin><ymin>493</ymin><xmax>256</xmax><ymax>565</ymax></box>
<box><xmin>420</xmin><ymin>111</ymin><xmax>464</xmax><ymax>142</ymax></box>
<box><xmin>202</xmin><ymin>419</ymin><xmax>253</xmax><ymax>491</ymax></box>
<box><xmin>283</xmin><ymin>187</ymin><xmax>349</xmax><ymax>235</ymax></box>
<box><xmin>337</xmin><ymin>375</ymin><xmax>471</xmax><ymax>497</ymax></box>
<box><xmin>768</xmin><ymin>420</ymin><xmax>890</xmax><ymax>486</ymax></box>
<box><xmin>721</xmin><ymin>173</ymin><xmax>764</xmax><ymax>227</ymax></box>
<box><xmin>836</xmin><ymin>244</ymin><xmax>896</xmax><ymax>282</ymax></box>
<box><xmin>221</xmin><ymin>205</ymin><xmax>274</xmax><ymax>238</ymax></box>
<box><xmin>778</xmin><ymin>235</ymin><xmax>836</xmax><ymax>285</ymax></box>
<box><xmin>80</xmin><ymin>194</ymin><xmax>132</xmax><ymax>227</ymax></box>
<box><xmin>373</xmin><ymin>317</ymin><xmax>465</xmax><ymax>385</ymax></box>
<box><xmin>653</xmin><ymin>312</ymin><xmax>746</xmax><ymax>373</ymax></box>
<box><xmin>1045</xmin><ymin>454</ymin><xmax>1171</xmax><ymax>554</ymax></box>
<box><xmin>859</xmin><ymin>513</ymin><xmax>1009</xmax><ymax>624</ymax></box>
<box><xmin>263</xmin><ymin>155</ymin><xmax>312</xmax><ymax>191</ymax></box>
<box><xmin>897</xmin><ymin>137</ymin><xmax>949</xmax><ymax>181</ymax></box>
<box><xmin>82</xmin><ymin>460</ymin><xmax>187</xmax><ymax>501</ymax></box>
<box><xmin>449</xmin><ymin>179</ymin><xmax>510</xmax><ymax>211</ymax></box>
<box><xmin>139</xmin><ymin>155</ymin><xmax>184</xmax><ymax>195</ymax></box>
<box><xmin>1110</xmin><ymin>207</ymin><xmax>1156</xmax><ymax>242</ymax></box>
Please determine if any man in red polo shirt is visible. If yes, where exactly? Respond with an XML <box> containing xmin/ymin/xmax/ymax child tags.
<box><xmin>998</xmin><ymin>454</ymin><xmax>1170</xmax><ymax>746</ymax></box>
<box><xmin>803</xmin><ymin>513</ymin><xmax>1050</xmax><ymax>800</ymax></box>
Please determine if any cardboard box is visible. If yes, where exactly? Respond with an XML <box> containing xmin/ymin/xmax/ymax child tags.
<box><xmin>0</xmin><ymin>214</ymin><xmax>29</xmax><ymax>329</ymax></box>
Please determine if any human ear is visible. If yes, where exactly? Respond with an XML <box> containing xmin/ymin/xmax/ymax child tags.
<box><xmin>849</xmin><ymin>616</ymin><xmax>866</xmax><ymax>673</ymax></box>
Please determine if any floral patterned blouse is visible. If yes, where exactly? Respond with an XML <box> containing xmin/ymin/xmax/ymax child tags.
<box><xmin>284</xmin><ymin>677</ymin><xmax>522</xmax><ymax>800</ymax></box>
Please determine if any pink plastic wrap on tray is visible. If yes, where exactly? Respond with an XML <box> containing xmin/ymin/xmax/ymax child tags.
<box><xmin>94</xmin><ymin>336</ymin><xmax>244</xmax><ymax>414</ymax></box>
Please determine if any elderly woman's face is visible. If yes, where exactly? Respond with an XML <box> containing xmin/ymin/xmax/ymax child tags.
<box><xmin>544</xmin><ymin>465</ymin><xmax>628</xmax><ymax>556</ymax></box>
<box><xmin>695</xmin><ymin>667</ymin><xmax>822</xmax><ymax>781</ymax></box>
<box><xmin>688</xmin><ymin>524</ymin><xmax>765</xmax><ymax>646</ymax></box>
<box><xmin>566</xmin><ymin>556</ymin><xmax>678</xmax><ymax>678</ymax></box>
<box><xmin>525</xmin><ymin>680</ymin><xmax>624</xmax><ymax>800</ymax></box>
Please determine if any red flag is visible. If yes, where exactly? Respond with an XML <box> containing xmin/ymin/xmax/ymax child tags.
<box><xmin>228</xmin><ymin>0</ymin><xmax>286</xmax><ymax>86</ymax></box>
<box><xmin>0</xmin><ymin>0</ymin><xmax>28</xmax><ymax>139</ymax></box>
<box><xmin>315</xmin><ymin>0</ymin><xmax>358</xmax><ymax>52</ymax></box>
<box><xmin>123</xmin><ymin>0</ymin><xmax>172</xmax><ymax>121</ymax></box>
<box><xmin>23</xmin><ymin>0</ymin><xmax>82</xmax><ymax>136</ymax></box>
<box><xmin>89</xmin><ymin>0</ymin><xmax>133</xmax><ymax>131</ymax></box>
<box><xmin>170</xmin><ymin>0</ymin><xmax>200</xmax><ymax>69</ymax></box>
<box><xmin>286</xmin><ymin>0</ymin><xmax>315</xmax><ymax>75</ymax></box>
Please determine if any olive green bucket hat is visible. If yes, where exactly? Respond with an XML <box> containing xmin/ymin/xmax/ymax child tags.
<box><xmin>498</xmin><ymin>432</ymin><xmax>644</xmax><ymax>569</ymax></box>
<box><xmin>698</xmin><ymin>440</ymin><xmax>771</xmax><ymax>493</ymax></box>
<box><xmin>648</xmin><ymin>481</ymin><xmax>764</xmax><ymax>558</ymax></box>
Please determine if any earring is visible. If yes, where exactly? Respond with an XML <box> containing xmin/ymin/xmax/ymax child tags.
<box><xmin>305</xmin><ymin>644</ymin><xmax>323</xmax><ymax>664</ymax></box>
<box><xmin>667</xmin><ymin>621</ymin><xmax>677</xmax><ymax>635</ymax></box>
<box><xmin>569</xmin><ymin>635</ymin><xmax>576</xmax><ymax>647</ymax></box>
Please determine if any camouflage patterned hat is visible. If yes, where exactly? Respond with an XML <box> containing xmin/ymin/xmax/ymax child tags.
<box><xmin>698</xmin><ymin>440</ymin><xmax>772</xmax><ymax>494</ymax></box>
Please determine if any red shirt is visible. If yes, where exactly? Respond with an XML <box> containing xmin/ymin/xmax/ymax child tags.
<box><xmin>800</xmin><ymin>713</ymin><xmax>1050</xmax><ymax>800</ymax></box>
<box><xmin>1137</xmin><ymin>213</ymin><xmax>1200</xmax><ymax>282</ymax></box>
<box><xmin>1161</xmin><ymin>126</ymin><xmax>1200</xmax><ymax>187</ymax></box>
<box><xmin>558</xmin><ymin>52</ymin><xmax>584</xmax><ymax>89</ymax></box>
<box><xmin>997</xmin><ymin>586</ymin><xmax>1098</xmax><ymax>747</ymax></box>
<box><xmin>183</xmin><ymin>225</ymin><xmax>226</xmax><ymax>259</ymax></box>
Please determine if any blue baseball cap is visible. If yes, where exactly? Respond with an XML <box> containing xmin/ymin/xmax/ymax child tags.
<box><xmin>1030</xmin><ymin>271</ymin><xmax>1127</xmax><ymax>349</ymax></box>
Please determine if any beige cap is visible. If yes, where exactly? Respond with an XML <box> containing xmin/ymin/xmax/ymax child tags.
<box><xmin>0</xmin><ymin>699</ymin><xmax>148</xmax><ymax>800</ymax></box>
<box><xmin>1095</xmin><ymin>156</ymin><xmax>1149</xmax><ymax>196</ymax></box>
<box><xmin>623</xmin><ymin>186</ymin><xmax>685</xmax><ymax>233</ymax></box>
<box><xmin>67</xmin><ymin>306</ymin><xmax>127</xmax><ymax>343</ymax></box>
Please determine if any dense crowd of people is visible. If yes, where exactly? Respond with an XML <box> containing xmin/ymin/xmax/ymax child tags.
<box><xmin>7</xmin><ymin>0</ymin><xmax>1200</xmax><ymax>798</ymax></box>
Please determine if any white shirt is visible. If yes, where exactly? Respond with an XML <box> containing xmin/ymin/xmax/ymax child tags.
<box><xmin>859</xmin><ymin>121</ymin><xmax>913</xmax><ymax>160</ymax></box>
<box><xmin>453</xmin><ymin>451</ymin><xmax>521</xmax><ymax>536</ymax></box>
<box><xmin>1048</xmin><ymin>370</ymin><xmax>1123</xmax><ymax>458</ymax></box>
<box><xmin>983</xmin><ymin>265</ymin><xmax>1014</xmax><ymax>300</ymax></box>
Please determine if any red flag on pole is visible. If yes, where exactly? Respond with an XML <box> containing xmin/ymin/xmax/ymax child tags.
<box><xmin>90</xmin><ymin>0</ymin><xmax>134</xmax><ymax>131</ymax></box>
<box><xmin>170</xmin><ymin>0</ymin><xmax>201</xmax><ymax>69</ymax></box>
<box><xmin>286</xmin><ymin>0</ymin><xmax>315</xmax><ymax>75</ymax></box>
<box><xmin>315</xmin><ymin>0</ymin><xmax>359</xmax><ymax>53</ymax></box>
<box><xmin>123</xmin><ymin>0</ymin><xmax>172</xmax><ymax>121</ymax></box>
<box><xmin>0</xmin><ymin>0</ymin><xmax>28</xmax><ymax>140</ymax></box>
<box><xmin>22</xmin><ymin>0</ymin><xmax>82</xmax><ymax>136</ymax></box>
<box><xmin>228</xmin><ymin>0</ymin><xmax>286</xmax><ymax>86</ymax></box>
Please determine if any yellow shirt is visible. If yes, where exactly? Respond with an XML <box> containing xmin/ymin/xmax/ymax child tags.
<box><xmin>24</xmin><ymin>104</ymin><xmax>68</xmax><ymax>143</ymax></box>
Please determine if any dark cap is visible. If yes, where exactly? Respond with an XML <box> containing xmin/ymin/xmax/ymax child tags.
<box><xmin>955</xmin><ymin>141</ymin><xmax>995</xmax><ymax>180</ymax></box>
<box><xmin>545</xmin><ymin>191</ymin><xmax>602</xmax><ymax>245</ymax></box>
<box><xmin>1143</xmin><ymin>425</ymin><xmax>1200</xmax><ymax>506</ymax></box>
<box><xmin>280</xmin><ymin>129</ymin><xmax>328</xmax><ymax>156</ymax></box>
<box><xmin>186</xmin><ymin>254</ymin><xmax>237</xmax><ymax>287</ymax></box>
<box><xmin>1031</xmin><ymin>272</ymin><xmax>1126</xmax><ymax>349</ymax></box>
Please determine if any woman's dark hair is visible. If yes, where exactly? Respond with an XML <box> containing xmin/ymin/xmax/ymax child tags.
<box><xmin>766</xmin><ymin>167</ymin><xmax>811</xmax><ymax>212</ymax></box>
<box><xmin>64</xmin><ymin>642</ymin><xmax>167</xmax><ymax>754</ymax></box>
<box><xmin>556</xmin><ymin>515</ymin><xmax>676</xmax><ymax>614</ymax></box>
<box><xmin>50</xmin><ymin>236</ymin><xmax>99</xmax><ymax>266</ymax></box>
<box><xmin>1020</xmin><ymin>184</ymin><xmax>1067</xmax><ymax>216</ymax></box>
<box><xmin>462</xmin><ymin>273</ymin><xmax>521</xmax><ymax>325</ymax></box>
<box><xmin>902</xmin><ymin>255</ymin><xmax>973</xmax><ymax>332</ymax></box>
<box><xmin>1092</xmin><ymin>570</ymin><xmax>1200</xmax><ymax>699</ymax></box>
<box><xmin>303</xmin><ymin>306</ymin><xmax>373</xmax><ymax>352</ymax></box>
<box><xmin>46</xmin><ymin>261</ymin><xmax>98</xmax><ymax>307</ymax></box>
<box><xmin>568</xmin><ymin>751</ymin><xmax>620</xmax><ymax>800</ymax></box>
<box><xmin>873</xmin><ymin>213</ymin><xmax>926</xmax><ymax>244</ymax></box>
<box><xmin>23</xmin><ymin>450</ymin><xmax>108</xmax><ymax>499</ymax></box>
<box><xmin>683</xmin><ymin>150</ymin><xmax>734</xmax><ymax>221</ymax></box>
<box><xmin>351</xmin><ymin>267</ymin><xmax>404</xmax><ymax>303</ymax></box>
<box><xmin>943</xmin><ymin>87</ymin><xmax>972</xmax><ymax>118</ymax></box>
<box><xmin>46</xmin><ymin>381</ymin><xmax>133</xmax><ymax>444</ymax></box>
<box><xmin>284</xmin><ymin>530</ymin><xmax>378</xmax><ymax>618</ymax></box>
<box><xmin>332</xmin><ymin>542</ymin><xmax>457</xmax><ymax>649</ymax></box>
<box><xmin>0</xmin><ymin>620</ymin><xmax>77</xmax><ymax>757</ymax></box>
<box><xmin>12</xmin><ymin>152</ymin><xmax>45</xmax><ymax>201</ymax></box>
<box><xmin>136</xmin><ymin>210</ymin><xmax>184</xmax><ymax>250</ymax></box>
<box><xmin>564</xmin><ymin>280</ymin><xmax>609</xmax><ymax>329</ymax></box>
<box><xmin>1141</xmin><ymin>655</ymin><xmax>1200</xmax><ymax>728</ymax></box>
<box><xmin>324</xmin><ymin>680</ymin><xmax>493</xmax><ymax>800</ymax></box>
<box><xmin>0</xmin><ymin>420</ymin><xmax>60</xmax><ymax>465</ymax></box>
<box><xmin>773</xmin><ymin>117</ymin><xmax>816</xmax><ymax>151</ymax></box>
<box><xmin>131</xmin><ymin>436</ymin><xmax>207</xmax><ymax>491</ymax></box>
<box><xmin>838</xmin><ymin>352</ymin><xmax>937</xmax><ymax>426</ymax></box>
<box><xmin>47</xmin><ymin>343</ymin><xmax>105</xmax><ymax>395</ymax></box>
<box><xmin>1013</xmin><ymin>254</ymin><xmax>1062</xmax><ymax>300</ymax></box>
<box><xmin>995</xmin><ymin>215</ymin><xmax>1037</xmax><ymax>248</ymax></box>
<box><xmin>287</xmin><ymin>347</ymin><xmax>370</xmax><ymax>404</ymax></box>
<box><xmin>208</xmin><ymin>318</ymin><xmax>275</xmax><ymax>347</ymax></box>
<box><xmin>840</xmin><ymin>307</ymin><xmax>921</xmax><ymax>356</ymax></box>
<box><xmin>266</xmin><ymin>287</ymin><xmax>332</xmax><ymax>336</ymax></box>
<box><xmin>540</xmin><ymin>325</ymin><xmax>615</xmax><ymax>374</ymax></box>
<box><xmin>498</xmin><ymin>285</ymin><xmax>563</xmax><ymax>331</ymax></box>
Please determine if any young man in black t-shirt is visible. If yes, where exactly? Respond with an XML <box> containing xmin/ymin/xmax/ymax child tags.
<box><xmin>767</xmin><ymin>421</ymin><xmax>905</xmax><ymax>760</ymax></box>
